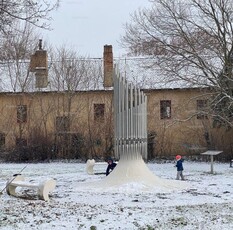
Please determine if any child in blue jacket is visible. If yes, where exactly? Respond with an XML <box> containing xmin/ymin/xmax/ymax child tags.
<box><xmin>175</xmin><ymin>155</ymin><xmax>184</xmax><ymax>180</ymax></box>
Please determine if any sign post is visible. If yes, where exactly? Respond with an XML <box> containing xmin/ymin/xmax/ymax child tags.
<box><xmin>201</xmin><ymin>150</ymin><xmax>222</xmax><ymax>174</ymax></box>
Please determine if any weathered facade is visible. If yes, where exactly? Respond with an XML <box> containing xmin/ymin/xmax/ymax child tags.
<box><xmin>146</xmin><ymin>88</ymin><xmax>233</xmax><ymax>159</ymax></box>
<box><xmin>0</xmin><ymin>87</ymin><xmax>232</xmax><ymax>160</ymax></box>
<box><xmin>0</xmin><ymin>90</ymin><xmax>113</xmax><ymax>160</ymax></box>
<box><xmin>0</xmin><ymin>44</ymin><xmax>232</xmax><ymax>161</ymax></box>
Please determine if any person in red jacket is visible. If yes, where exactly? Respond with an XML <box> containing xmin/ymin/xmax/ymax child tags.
<box><xmin>175</xmin><ymin>155</ymin><xmax>185</xmax><ymax>180</ymax></box>
<box><xmin>106</xmin><ymin>158</ymin><xmax>117</xmax><ymax>176</ymax></box>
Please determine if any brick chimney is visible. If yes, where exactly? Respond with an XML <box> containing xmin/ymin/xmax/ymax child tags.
<box><xmin>29</xmin><ymin>39</ymin><xmax>48</xmax><ymax>88</ymax></box>
<box><xmin>103</xmin><ymin>45</ymin><xmax>113</xmax><ymax>87</ymax></box>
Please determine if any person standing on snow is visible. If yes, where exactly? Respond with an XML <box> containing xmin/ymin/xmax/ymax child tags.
<box><xmin>175</xmin><ymin>155</ymin><xmax>185</xmax><ymax>180</ymax></box>
<box><xmin>106</xmin><ymin>158</ymin><xmax>117</xmax><ymax>176</ymax></box>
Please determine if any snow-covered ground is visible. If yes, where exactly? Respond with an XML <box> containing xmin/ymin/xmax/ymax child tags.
<box><xmin>0</xmin><ymin>160</ymin><xmax>232</xmax><ymax>229</ymax></box>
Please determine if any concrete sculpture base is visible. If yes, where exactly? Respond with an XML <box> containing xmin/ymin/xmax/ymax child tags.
<box><xmin>81</xmin><ymin>157</ymin><xmax>187</xmax><ymax>192</ymax></box>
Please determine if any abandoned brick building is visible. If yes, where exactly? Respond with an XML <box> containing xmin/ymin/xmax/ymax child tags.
<box><xmin>0</xmin><ymin>45</ymin><xmax>232</xmax><ymax>161</ymax></box>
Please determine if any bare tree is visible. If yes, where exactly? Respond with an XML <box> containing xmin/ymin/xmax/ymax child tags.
<box><xmin>48</xmin><ymin>46</ymin><xmax>113</xmax><ymax>159</ymax></box>
<box><xmin>0</xmin><ymin>23</ymin><xmax>55</xmax><ymax>161</ymax></box>
<box><xmin>0</xmin><ymin>0</ymin><xmax>59</xmax><ymax>34</ymax></box>
<box><xmin>0</xmin><ymin>23</ymin><xmax>39</xmax><ymax>92</ymax></box>
<box><xmin>121</xmin><ymin>0</ymin><xmax>233</xmax><ymax>127</ymax></box>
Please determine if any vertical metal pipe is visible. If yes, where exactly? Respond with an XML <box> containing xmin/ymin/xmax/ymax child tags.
<box><xmin>144</xmin><ymin>96</ymin><xmax>148</xmax><ymax>160</ymax></box>
<box><xmin>125</xmin><ymin>80</ymin><xmax>129</xmax><ymax>159</ymax></box>
<box><xmin>113</xmin><ymin>67</ymin><xmax>118</xmax><ymax>159</ymax></box>
<box><xmin>130</xmin><ymin>84</ymin><xmax>133</xmax><ymax>159</ymax></box>
<box><xmin>113</xmin><ymin>66</ymin><xmax>148</xmax><ymax>161</ymax></box>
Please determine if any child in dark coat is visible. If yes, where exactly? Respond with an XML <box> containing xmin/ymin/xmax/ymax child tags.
<box><xmin>106</xmin><ymin>158</ymin><xmax>117</xmax><ymax>176</ymax></box>
<box><xmin>175</xmin><ymin>155</ymin><xmax>184</xmax><ymax>180</ymax></box>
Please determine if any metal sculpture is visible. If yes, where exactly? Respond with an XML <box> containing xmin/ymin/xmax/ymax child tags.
<box><xmin>79</xmin><ymin>66</ymin><xmax>187</xmax><ymax>191</ymax></box>
<box><xmin>113</xmin><ymin>67</ymin><xmax>147</xmax><ymax>161</ymax></box>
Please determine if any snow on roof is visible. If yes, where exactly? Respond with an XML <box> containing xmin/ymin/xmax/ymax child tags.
<box><xmin>0</xmin><ymin>57</ymin><xmax>209</xmax><ymax>93</ymax></box>
<box><xmin>0</xmin><ymin>60</ymin><xmax>35</xmax><ymax>92</ymax></box>
<box><xmin>115</xmin><ymin>56</ymin><xmax>201</xmax><ymax>89</ymax></box>
<box><xmin>119</xmin><ymin>53</ymin><xmax>222</xmax><ymax>89</ymax></box>
<box><xmin>0</xmin><ymin>58</ymin><xmax>104</xmax><ymax>92</ymax></box>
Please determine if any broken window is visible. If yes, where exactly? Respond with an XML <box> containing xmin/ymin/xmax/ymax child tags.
<box><xmin>0</xmin><ymin>133</ymin><xmax>5</xmax><ymax>147</ymax></box>
<box><xmin>197</xmin><ymin>100</ymin><xmax>208</xmax><ymax>119</ymax></box>
<box><xmin>17</xmin><ymin>105</ymin><xmax>27</xmax><ymax>123</ymax></box>
<box><xmin>160</xmin><ymin>100</ymin><xmax>171</xmax><ymax>119</ymax></box>
<box><xmin>94</xmin><ymin>104</ymin><xmax>105</xmax><ymax>121</ymax></box>
<box><xmin>56</xmin><ymin>116</ymin><xmax>70</xmax><ymax>133</ymax></box>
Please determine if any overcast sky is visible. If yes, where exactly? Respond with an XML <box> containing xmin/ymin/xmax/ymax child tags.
<box><xmin>41</xmin><ymin>0</ymin><xmax>152</xmax><ymax>58</ymax></box>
